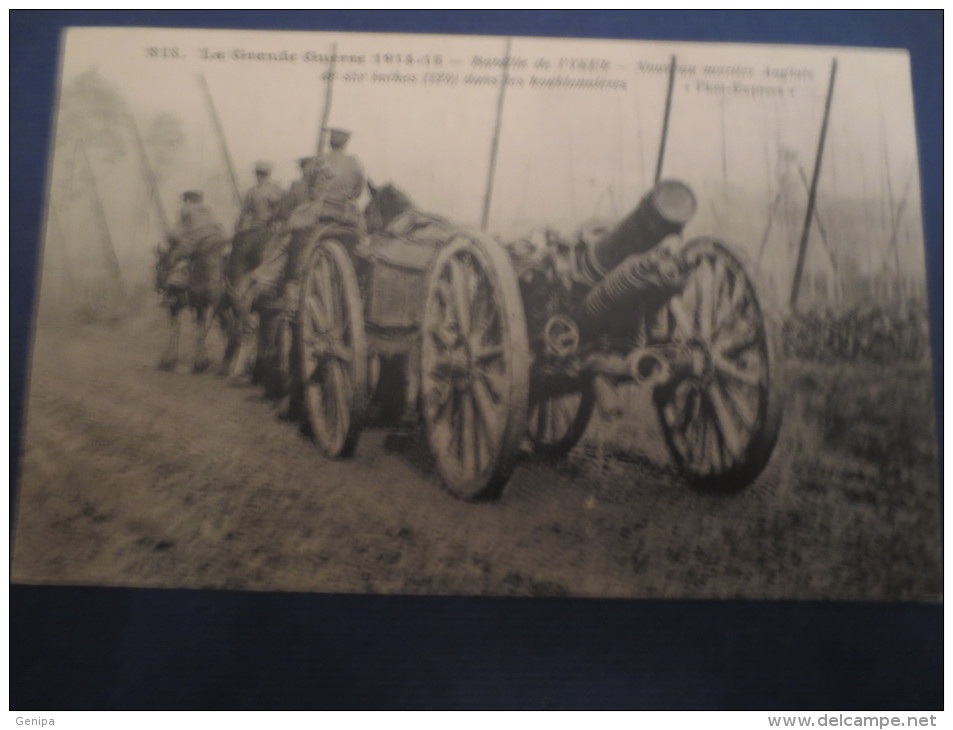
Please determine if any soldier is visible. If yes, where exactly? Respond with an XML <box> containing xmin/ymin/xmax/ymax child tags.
<box><xmin>277</xmin><ymin>128</ymin><xmax>365</xmax><ymax>296</ymax></box>
<box><xmin>236</xmin><ymin>161</ymin><xmax>284</xmax><ymax>233</ymax></box>
<box><xmin>230</xmin><ymin>161</ymin><xmax>285</xmax><ymax>294</ymax></box>
<box><xmin>275</xmin><ymin>156</ymin><xmax>320</xmax><ymax>223</ymax></box>
<box><xmin>231</xmin><ymin>155</ymin><xmax>330</xmax><ymax>391</ymax></box>
<box><xmin>319</xmin><ymin>127</ymin><xmax>366</xmax><ymax>230</ymax></box>
<box><xmin>280</xmin><ymin>129</ymin><xmax>365</xmax><ymax>233</ymax></box>
<box><xmin>160</xmin><ymin>190</ymin><xmax>226</xmax><ymax>284</ymax></box>
<box><xmin>239</xmin><ymin>156</ymin><xmax>329</xmax><ymax>311</ymax></box>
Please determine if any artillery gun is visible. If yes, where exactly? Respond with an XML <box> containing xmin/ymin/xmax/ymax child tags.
<box><xmin>293</xmin><ymin>178</ymin><xmax>782</xmax><ymax>501</ymax></box>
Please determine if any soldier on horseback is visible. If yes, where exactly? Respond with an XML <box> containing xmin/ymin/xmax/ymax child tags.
<box><xmin>155</xmin><ymin>190</ymin><xmax>230</xmax><ymax>372</ymax></box>
<box><xmin>228</xmin><ymin>162</ymin><xmax>286</xmax><ymax>315</ymax></box>
<box><xmin>236</xmin><ymin>161</ymin><xmax>285</xmax><ymax>234</ymax></box>
<box><xmin>158</xmin><ymin>190</ymin><xmax>227</xmax><ymax>296</ymax></box>
<box><xmin>240</xmin><ymin>155</ymin><xmax>325</xmax><ymax>307</ymax></box>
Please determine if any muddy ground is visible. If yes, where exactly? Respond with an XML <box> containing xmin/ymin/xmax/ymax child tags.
<box><xmin>11</xmin><ymin>307</ymin><xmax>943</xmax><ymax>600</ymax></box>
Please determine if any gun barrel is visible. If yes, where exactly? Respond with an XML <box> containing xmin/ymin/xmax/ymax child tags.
<box><xmin>589</xmin><ymin>179</ymin><xmax>696</xmax><ymax>275</ymax></box>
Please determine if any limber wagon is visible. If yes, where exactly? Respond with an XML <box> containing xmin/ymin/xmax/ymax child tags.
<box><xmin>287</xmin><ymin>179</ymin><xmax>782</xmax><ymax>501</ymax></box>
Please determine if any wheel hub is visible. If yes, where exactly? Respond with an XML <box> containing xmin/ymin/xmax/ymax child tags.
<box><xmin>687</xmin><ymin>339</ymin><xmax>714</xmax><ymax>385</ymax></box>
<box><xmin>449</xmin><ymin>345</ymin><xmax>472</xmax><ymax>376</ymax></box>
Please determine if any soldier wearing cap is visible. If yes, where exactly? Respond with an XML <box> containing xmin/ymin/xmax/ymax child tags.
<box><xmin>158</xmin><ymin>190</ymin><xmax>227</xmax><ymax>291</ymax></box>
<box><xmin>230</xmin><ymin>162</ymin><xmax>286</xmax><ymax>306</ymax></box>
<box><xmin>267</xmin><ymin>129</ymin><xmax>364</xmax><ymax>309</ymax></box>
<box><xmin>275</xmin><ymin>156</ymin><xmax>321</xmax><ymax>223</ymax></box>
<box><xmin>315</xmin><ymin>127</ymin><xmax>366</xmax><ymax>229</ymax></box>
<box><xmin>237</xmin><ymin>161</ymin><xmax>285</xmax><ymax>233</ymax></box>
<box><xmin>243</xmin><ymin>156</ymin><xmax>324</xmax><ymax>300</ymax></box>
<box><xmin>168</xmin><ymin>190</ymin><xmax>226</xmax><ymax>257</ymax></box>
<box><xmin>233</xmin><ymin>154</ymin><xmax>327</xmax><ymax>324</ymax></box>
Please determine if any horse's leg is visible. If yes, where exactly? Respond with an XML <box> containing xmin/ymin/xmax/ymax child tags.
<box><xmin>158</xmin><ymin>304</ymin><xmax>181</xmax><ymax>371</ymax></box>
<box><xmin>219</xmin><ymin>270</ymin><xmax>256</xmax><ymax>381</ymax></box>
<box><xmin>239</xmin><ymin>312</ymin><xmax>259</xmax><ymax>379</ymax></box>
<box><xmin>223</xmin><ymin>312</ymin><xmax>257</xmax><ymax>381</ymax></box>
<box><xmin>193</xmin><ymin>304</ymin><xmax>213</xmax><ymax>373</ymax></box>
<box><xmin>219</xmin><ymin>303</ymin><xmax>237</xmax><ymax>376</ymax></box>
<box><xmin>258</xmin><ymin>307</ymin><xmax>280</xmax><ymax>392</ymax></box>
<box><xmin>220</xmin><ymin>300</ymin><xmax>247</xmax><ymax>378</ymax></box>
<box><xmin>236</xmin><ymin>283</ymin><xmax>260</xmax><ymax>382</ymax></box>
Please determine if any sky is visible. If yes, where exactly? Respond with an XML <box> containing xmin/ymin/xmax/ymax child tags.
<box><xmin>44</xmin><ymin>26</ymin><xmax>926</xmax><ymax>297</ymax></box>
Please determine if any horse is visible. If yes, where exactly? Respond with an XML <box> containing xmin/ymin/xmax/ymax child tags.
<box><xmin>154</xmin><ymin>232</ymin><xmax>233</xmax><ymax>373</ymax></box>
<box><xmin>221</xmin><ymin>225</ymin><xmax>276</xmax><ymax>379</ymax></box>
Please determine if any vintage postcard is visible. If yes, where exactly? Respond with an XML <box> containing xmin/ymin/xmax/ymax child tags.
<box><xmin>12</xmin><ymin>26</ymin><xmax>940</xmax><ymax>600</ymax></box>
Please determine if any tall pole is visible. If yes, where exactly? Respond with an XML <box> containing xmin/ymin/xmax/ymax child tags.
<box><xmin>81</xmin><ymin>139</ymin><xmax>125</xmax><ymax>295</ymax></box>
<box><xmin>789</xmin><ymin>57</ymin><xmax>837</xmax><ymax>310</ymax></box>
<box><xmin>129</xmin><ymin>114</ymin><xmax>171</xmax><ymax>237</ymax></box>
<box><xmin>198</xmin><ymin>73</ymin><xmax>242</xmax><ymax>209</ymax></box>
<box><xmin>796</xmin><ymin>166</ymin><xmax>836</xmax><ymax>268</ymax></box>
<box><xmin>481</xmin><ymin>37</ymin><xmax>511</xmax><ymax>231</ymax></box>
<box><xmin>316</xmin><ymin>43</ymin><xmax>338</xmax><ymax>155</ymax></box>
<box><xmin>880</xmin><ymin>167</ymin><xmax>914</xmax><ymax>272</ymax></box>
<box><xmin>654</xmin><ymin>54</ymin><xmax>677</xmax><ymax>184</ymax></box>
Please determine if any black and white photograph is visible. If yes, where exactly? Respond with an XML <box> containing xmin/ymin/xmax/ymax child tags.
<box><xmin>12</xmin><ymin>25</ymin><xmax>941</xmax><ymax>602</ymax></box>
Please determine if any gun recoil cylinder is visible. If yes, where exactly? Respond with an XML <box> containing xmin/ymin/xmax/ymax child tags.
<box><xmin>575</xmin><ymin>180</ymin><xmax>696</xmax><ymax>337</ymax></box>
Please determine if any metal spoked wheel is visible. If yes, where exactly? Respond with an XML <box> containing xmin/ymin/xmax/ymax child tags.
<box><xmin>654</xmin><ymin>237</ymin><xmax>781</xmax><ymax>492</ymax></box>
<box><xmin>527</xmin><ymin>385</ymin><xmax>596</xmax><ymax>458</ymax></box>
<box><xmin>298</xmin><ymin>239</ymin><xmax>368</xmax><ymax>458</ymax></box>
<box><xmin>421</xmin><ymin>234</ymin><xmax>530</xmax><ymax>501</ymax></box>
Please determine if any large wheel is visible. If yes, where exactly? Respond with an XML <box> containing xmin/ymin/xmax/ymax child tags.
<box><xmin>654</xmin><ymin>237</ymin><xmax>782</xmax><ymax>492</ymax></box>
<box><xmin>298</xmin><ymin>239</ymin><xmax>368</xmax><ymax>458</ymax></box>
<box><xmin>527</xmin><ymin>384</ymin><xmax>596</xmax><ymax>458</ymax></box>
<box><xmin>421</xmin><ymin>234</ymin><xmax>530</xmax><ymax>501</ymax></box>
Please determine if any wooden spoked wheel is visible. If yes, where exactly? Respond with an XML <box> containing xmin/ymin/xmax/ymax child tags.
<box><xmin>421</xmin><ymin>234</ymin><xmax>530</xmax><ymax>501</ymax></box>
<box><xmin>527</xmin><ymin>385</ymin><xmax>596</xmax><ymax>458</ymax></box>
<box><xmin>298</xmin><ymin>239</ymin><xmax>368</xmax><ymax>458</ymax></box>
<box><xmin>654</xmin><ymin>237</ymin><xmax>781</xmax><ymax>492</ymax></box>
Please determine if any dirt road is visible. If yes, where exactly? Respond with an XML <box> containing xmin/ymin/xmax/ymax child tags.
<box><xmin>12</xmin><ymin>310</ymin><xmax>942</xmax><ymax>600</ymax></box>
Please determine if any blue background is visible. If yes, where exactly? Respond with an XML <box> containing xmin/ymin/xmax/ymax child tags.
<box><xmin>10</xmin><ymin>11</ymin><xmax>943</xmax><ymax>709</ymax></box>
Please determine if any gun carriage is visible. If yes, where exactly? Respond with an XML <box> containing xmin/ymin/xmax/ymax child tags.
<box><xmin>292</xmin><ymin>179</ymin><xmax>781</xmax><ymax>501</ymax></box>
